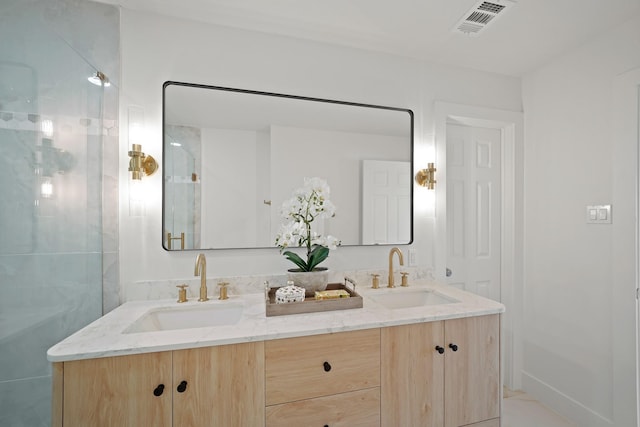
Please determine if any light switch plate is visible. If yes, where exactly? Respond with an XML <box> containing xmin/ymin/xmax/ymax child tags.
<box><xmin>586</xmin><ymin>205</ymin><xmax>612</xmax><ymax>224</ymax></box>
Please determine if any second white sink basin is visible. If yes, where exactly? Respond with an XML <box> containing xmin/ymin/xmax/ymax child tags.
<box><xmin>124</xmin><ymin>303</ymin><xmax>243</xmax><ymax>333</ymax></box>
<box><xmin>368</xmin><ymin>289</ymin><xmax>459</xmax><ymax>310</ymax></box>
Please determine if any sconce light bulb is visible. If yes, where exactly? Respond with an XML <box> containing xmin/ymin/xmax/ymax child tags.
<box><xmin>129</xmin><ymin>178</ymin><xmax>143</xmax><ymax>201</ymax></box>
<box><xmin>41</xmin><ymin>178</ymin><xmax>53</xmax><ymax>198</ymax></box>
<box><xmin>41</xmin><ymin>120</ymin><xmax>53</xmax><ymax>138</ymax></box>
<box><xmin>129</xmin><ymin>123</ymin><xmax>144</xmax><ymax>144</ymax></box>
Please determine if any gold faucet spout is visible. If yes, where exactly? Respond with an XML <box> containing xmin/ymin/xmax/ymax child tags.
<box><xmin>194</xmin><ymin>253</ymin><xmax>209</xmax><ymax>301</ymax></box>
<box><xmin>388</xmin><ymin>247</ymin><xmax>404</xmax><ymax>288</ymax></box>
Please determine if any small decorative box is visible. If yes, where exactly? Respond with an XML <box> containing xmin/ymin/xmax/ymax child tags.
<box><xmin>275</xmin><ymin>285</ymin><xmax>305</xmax><ymax>304</ymax></box>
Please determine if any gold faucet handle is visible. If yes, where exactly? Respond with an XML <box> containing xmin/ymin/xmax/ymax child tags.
<box><xmin>176</xmin><ymin>284</ymin><xmax>188</xmax><ymax>303</ymax></box>
<box><xmin>401</xmin><ymin>272</ymin><xmax>409</xmax><ymax>287</ymax></box>
<box><xmin>218</xmin><ymin>282</ymin><xmax>229</xmax><ymax>300</ymax></box>
<box><xmin>371</xmin><ymin>274</ymin><xmax>380</xmax><ymax>289</ymax></box>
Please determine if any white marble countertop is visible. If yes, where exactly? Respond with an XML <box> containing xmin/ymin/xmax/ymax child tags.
<box><xmin>47</xmin><ymin>281</ymin><xmax>504</xmax><ymax>362</ymax></box>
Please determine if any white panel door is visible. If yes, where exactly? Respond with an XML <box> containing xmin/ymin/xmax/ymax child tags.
<box><xmin>446</xmin><ymin>124</ymin><xmax>501</xmax><ymax>301</ymax></box>
<box><xmin>362</xmin><ymin>160</ymin><xmax>411</xmax><ymax>244</ymax></box>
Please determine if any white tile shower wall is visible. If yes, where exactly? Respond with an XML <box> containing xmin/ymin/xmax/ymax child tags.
<box><xmin>0</xmin><ymin>253</ymin><xmax>103</xmax><ymax>380</ymax></box>
<box><xmin>0</xmin><ymin>376</ymin><xmax>52</xmax><ymax>427</ymax></box>
<box><xmin>0</xmin><ymin>113</ymin><xmax>120</xmax><ymax>313</ymax></box>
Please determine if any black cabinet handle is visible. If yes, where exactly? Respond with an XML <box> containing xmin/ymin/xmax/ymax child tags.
<box><xmin>449</xmin><ymin>343</ymin><xmax>458</xmax><ymax>352</ymax></box>
<box><xmin>323</xmin><ymin>361</ymin><xmax>332</xmax><ymax>372</ymax></box>
<box><xmin>177</xmin><ymin>380</ymin><xmax>188</xmax><ymax>393</ymax></box>
<box><xmin>435</xmin><ymin>346</ymin><xmax>445</xmax><ymax>354</ymax></box>
<box><xmin>153</xmin><ymin>384</ymin><xmax>164</xmax><ymax>396</ymax></box>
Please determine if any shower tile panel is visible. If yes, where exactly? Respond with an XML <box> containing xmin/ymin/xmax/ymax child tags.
<box><xmin>0</xmin><ymin>376</ymin><xmax>51</xmax><ymax>427</ymax></box>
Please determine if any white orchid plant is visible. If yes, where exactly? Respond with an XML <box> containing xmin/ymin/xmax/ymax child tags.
<box><xmin>275</xmin><ymin>177</ymin><xmax>340</xmax><ymax>272</ymax></box>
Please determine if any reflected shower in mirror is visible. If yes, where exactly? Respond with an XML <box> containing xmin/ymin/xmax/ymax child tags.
<box><xmin>163</xmin><ymin>82</ymin><xmax>413</xmax><ymax>250</ymax></box>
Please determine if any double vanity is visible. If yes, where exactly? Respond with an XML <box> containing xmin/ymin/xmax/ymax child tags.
<box><xmin>49</xmin><ymin>279</ymin><xmax>504</xmax><ymax>427</ymax></box>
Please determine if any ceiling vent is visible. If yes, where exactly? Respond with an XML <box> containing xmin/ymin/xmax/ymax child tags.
<box><xmin>453</xmin><ymin>0</ymin><xmax>514</xmax><ymax>36</ymax></box>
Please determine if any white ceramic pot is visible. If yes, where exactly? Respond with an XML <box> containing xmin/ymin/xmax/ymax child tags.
<box><xmin>287</xmin><ymin>267</ymin><xmax>329</xmax><ymax>296</ymax></box>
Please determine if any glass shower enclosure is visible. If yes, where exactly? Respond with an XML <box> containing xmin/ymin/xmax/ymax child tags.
<box><xmin>0</xmin><ymin>0</ymin><xmax>118</xmax><ymax>425</ymax></box>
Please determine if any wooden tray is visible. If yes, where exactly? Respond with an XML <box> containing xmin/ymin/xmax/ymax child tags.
<box><xmin>266</xmin><ymin>282</ymin><xmax>363</xmax><ymax>317</ymax></box>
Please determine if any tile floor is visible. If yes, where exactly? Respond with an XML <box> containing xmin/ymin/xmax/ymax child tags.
<box><xmin>503</xmin><ymin>389</ymin><xmax>577</xmax><ymax>427</ymax></box>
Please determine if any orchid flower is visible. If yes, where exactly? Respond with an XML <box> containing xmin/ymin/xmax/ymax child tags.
<box><xmin>275</xmin><ymin>177</ymin><xmax>341</xmax><ymax>271</ymax></box>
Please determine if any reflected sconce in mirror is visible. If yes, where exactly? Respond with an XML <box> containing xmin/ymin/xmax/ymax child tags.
<box><xmin>128</xmin><ymin>144</ymin><xmax>157</xmax><ymax>180</ymax></box>
<box><xmin>415</xmin><ymin>163</ymin><xmax>437</xmax><ymax>189</ymax></box>
<box><xmin>40</xmin><ymin>178</ymin><xmax>54</xmax><ymax>199</ymax></box>
<box><xmin>88</xmin><ymin>71</ymin><xmax>111</xmax><ymax>87</ymax></box>
<box><xmin>36</xmin><ymin>137</ymin><xmax>75</xmax><ymax>200</ymax></box>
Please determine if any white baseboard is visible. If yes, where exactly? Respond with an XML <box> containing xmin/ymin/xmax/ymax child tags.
<box><xmin>521</xmin><ymin>371</ymin><xmax>613</xmax><ymax>427</ymax></box>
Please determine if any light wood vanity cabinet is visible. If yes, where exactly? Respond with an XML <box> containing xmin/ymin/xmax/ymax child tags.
<box><xmin>53</xmin><ymin>314</ymin><xmax>500</xmax><ymax>427</ymax></box>
<box><xmin>382</xmin><ymin>314</ymin><xmax>500</xmax><ymax>427</ymax></box>
<box><xmin>52</xmin><ymin>342</ymin><xmax>264</xmax><ymax>427</ymax></box>
<box><xmin>264</xmin><ymin>328</ymin><xmax>381</xmax><ymax>427</ymax></box>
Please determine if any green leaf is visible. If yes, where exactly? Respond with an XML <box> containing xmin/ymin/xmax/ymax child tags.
<box><xmin>307</xmin><ymin>245</ymin><xmax>329</xmax><ymax>271</ymax></box>
<box><xmin>282</xmin><ymin>250</ymin><xmax>309</xmax><ymax>271</ymax></box>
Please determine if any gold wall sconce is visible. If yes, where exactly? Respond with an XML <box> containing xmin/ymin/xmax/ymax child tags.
<box><xmin>415</xmin><ymin>162</ymin><xmax>437</xmax><ymax>189</ymax></box>
<box><xmin>128</xmin><ymin>144</ymin><xmax>158</xmax><ymax>180</ymax></box>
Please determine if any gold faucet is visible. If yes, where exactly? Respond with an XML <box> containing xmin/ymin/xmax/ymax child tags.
<box><xmin>218</xmin><ymin>282</ymin><xmax>229</xmax><ymax>300</ymax></box>
<box><xmin>194</xmin><ymin>253</ymin><xmax>209</xmax><ymax>301</ymax></box>
<box><xmin>388</xmin><ymin>247</ymin><xmax>404</xmax><ymax>288</ymax></box>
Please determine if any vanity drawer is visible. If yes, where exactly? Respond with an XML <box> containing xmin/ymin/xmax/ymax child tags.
<box><xmin>265</xmin><ymin>328</ymin><xmax>380</xmax><ymax>405</ymax></box>
<box><xmin>265</xmin><ymin>387</ymin><xmax>380</xmax><ymax>427</ymax></box>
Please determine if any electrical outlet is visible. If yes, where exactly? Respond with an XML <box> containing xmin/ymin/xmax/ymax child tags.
<box><xmin>408</xmin><ymin>249</ymin><xmax>417</xmax><ymax>266</ymax></box>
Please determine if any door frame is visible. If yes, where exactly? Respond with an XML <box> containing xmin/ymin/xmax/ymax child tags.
<box><xmin>434</xmin><ymin>101</ymin><xmax>524</xmax><ymax>390</ymax></box>
<box><xmin>612</xmin><ymin>67</ymin><xmax>640</xmax><ymax>426</ymax></box>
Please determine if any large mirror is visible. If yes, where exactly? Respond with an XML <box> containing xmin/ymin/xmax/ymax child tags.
<box><xmin>163</xmin><ymin>82</ymin><xmax>413</xmax><ymax>250</ymax></box>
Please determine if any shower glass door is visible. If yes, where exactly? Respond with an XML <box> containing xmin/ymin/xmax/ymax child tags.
<box><xmin>0</xmin><ymin>0</ymin><xmax>117</xmax><ymax>425</ymax></box>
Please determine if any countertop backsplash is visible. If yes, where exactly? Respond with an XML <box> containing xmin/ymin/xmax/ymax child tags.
<box><xmin>126</xmin><ymin>267</ymin><xmax>435</xmax><ymax>302</ymax></box>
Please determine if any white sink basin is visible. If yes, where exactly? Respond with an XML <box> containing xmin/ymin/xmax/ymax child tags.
<box><xmin>124</xmin><ymin>303</ymin><xmax>243</xmax><ymax>333</ymax></box>
<box><xmin>368</xmin><ymin>289</ymin><xmax>459</xmax><ymax>310</ymax></box>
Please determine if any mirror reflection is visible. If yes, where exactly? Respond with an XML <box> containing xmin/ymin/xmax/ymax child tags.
<box><xmin>163</xmin><ymin>82</ymin><xmax>413</xmax><ymax>250</ymax></box>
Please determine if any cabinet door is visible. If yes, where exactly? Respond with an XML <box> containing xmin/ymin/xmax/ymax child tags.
<box><xmin>444</xmin><ymin>314</ymin><xmax>500</xmax><ymax>427</ymax></box>
<box><xmin>62</xmin><ymin>352</ymin><xmax>172</xmax><ymax>427</ymax></box>
<box><xmin>381</xmin><ymin>321</ymin><xmax>445</xmax><ymax>427</ymax></box>
<box><xmin>173</xmin><ymin>342</ymin><xmax>265</xmax><ymax>427</ymax></box>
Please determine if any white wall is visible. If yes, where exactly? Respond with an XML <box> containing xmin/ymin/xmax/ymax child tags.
<box><xmin>522</xmin><ymin>14</ymin><xmax>640</xmax><ymax>426</ymax></box>
<box><xmin>201</xmin><ymin>128</ymin><xmax>258</xmax><ymax>248</ymax></box>
<box><xmin>269</xmin><ymin>125</ymin><xmax>407</xmax><ymax>245</ymax></box>
<box><xmin>118</xmin><ymin>10</ymin><xmax>521</xmax><ymax>288</ymax></box>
